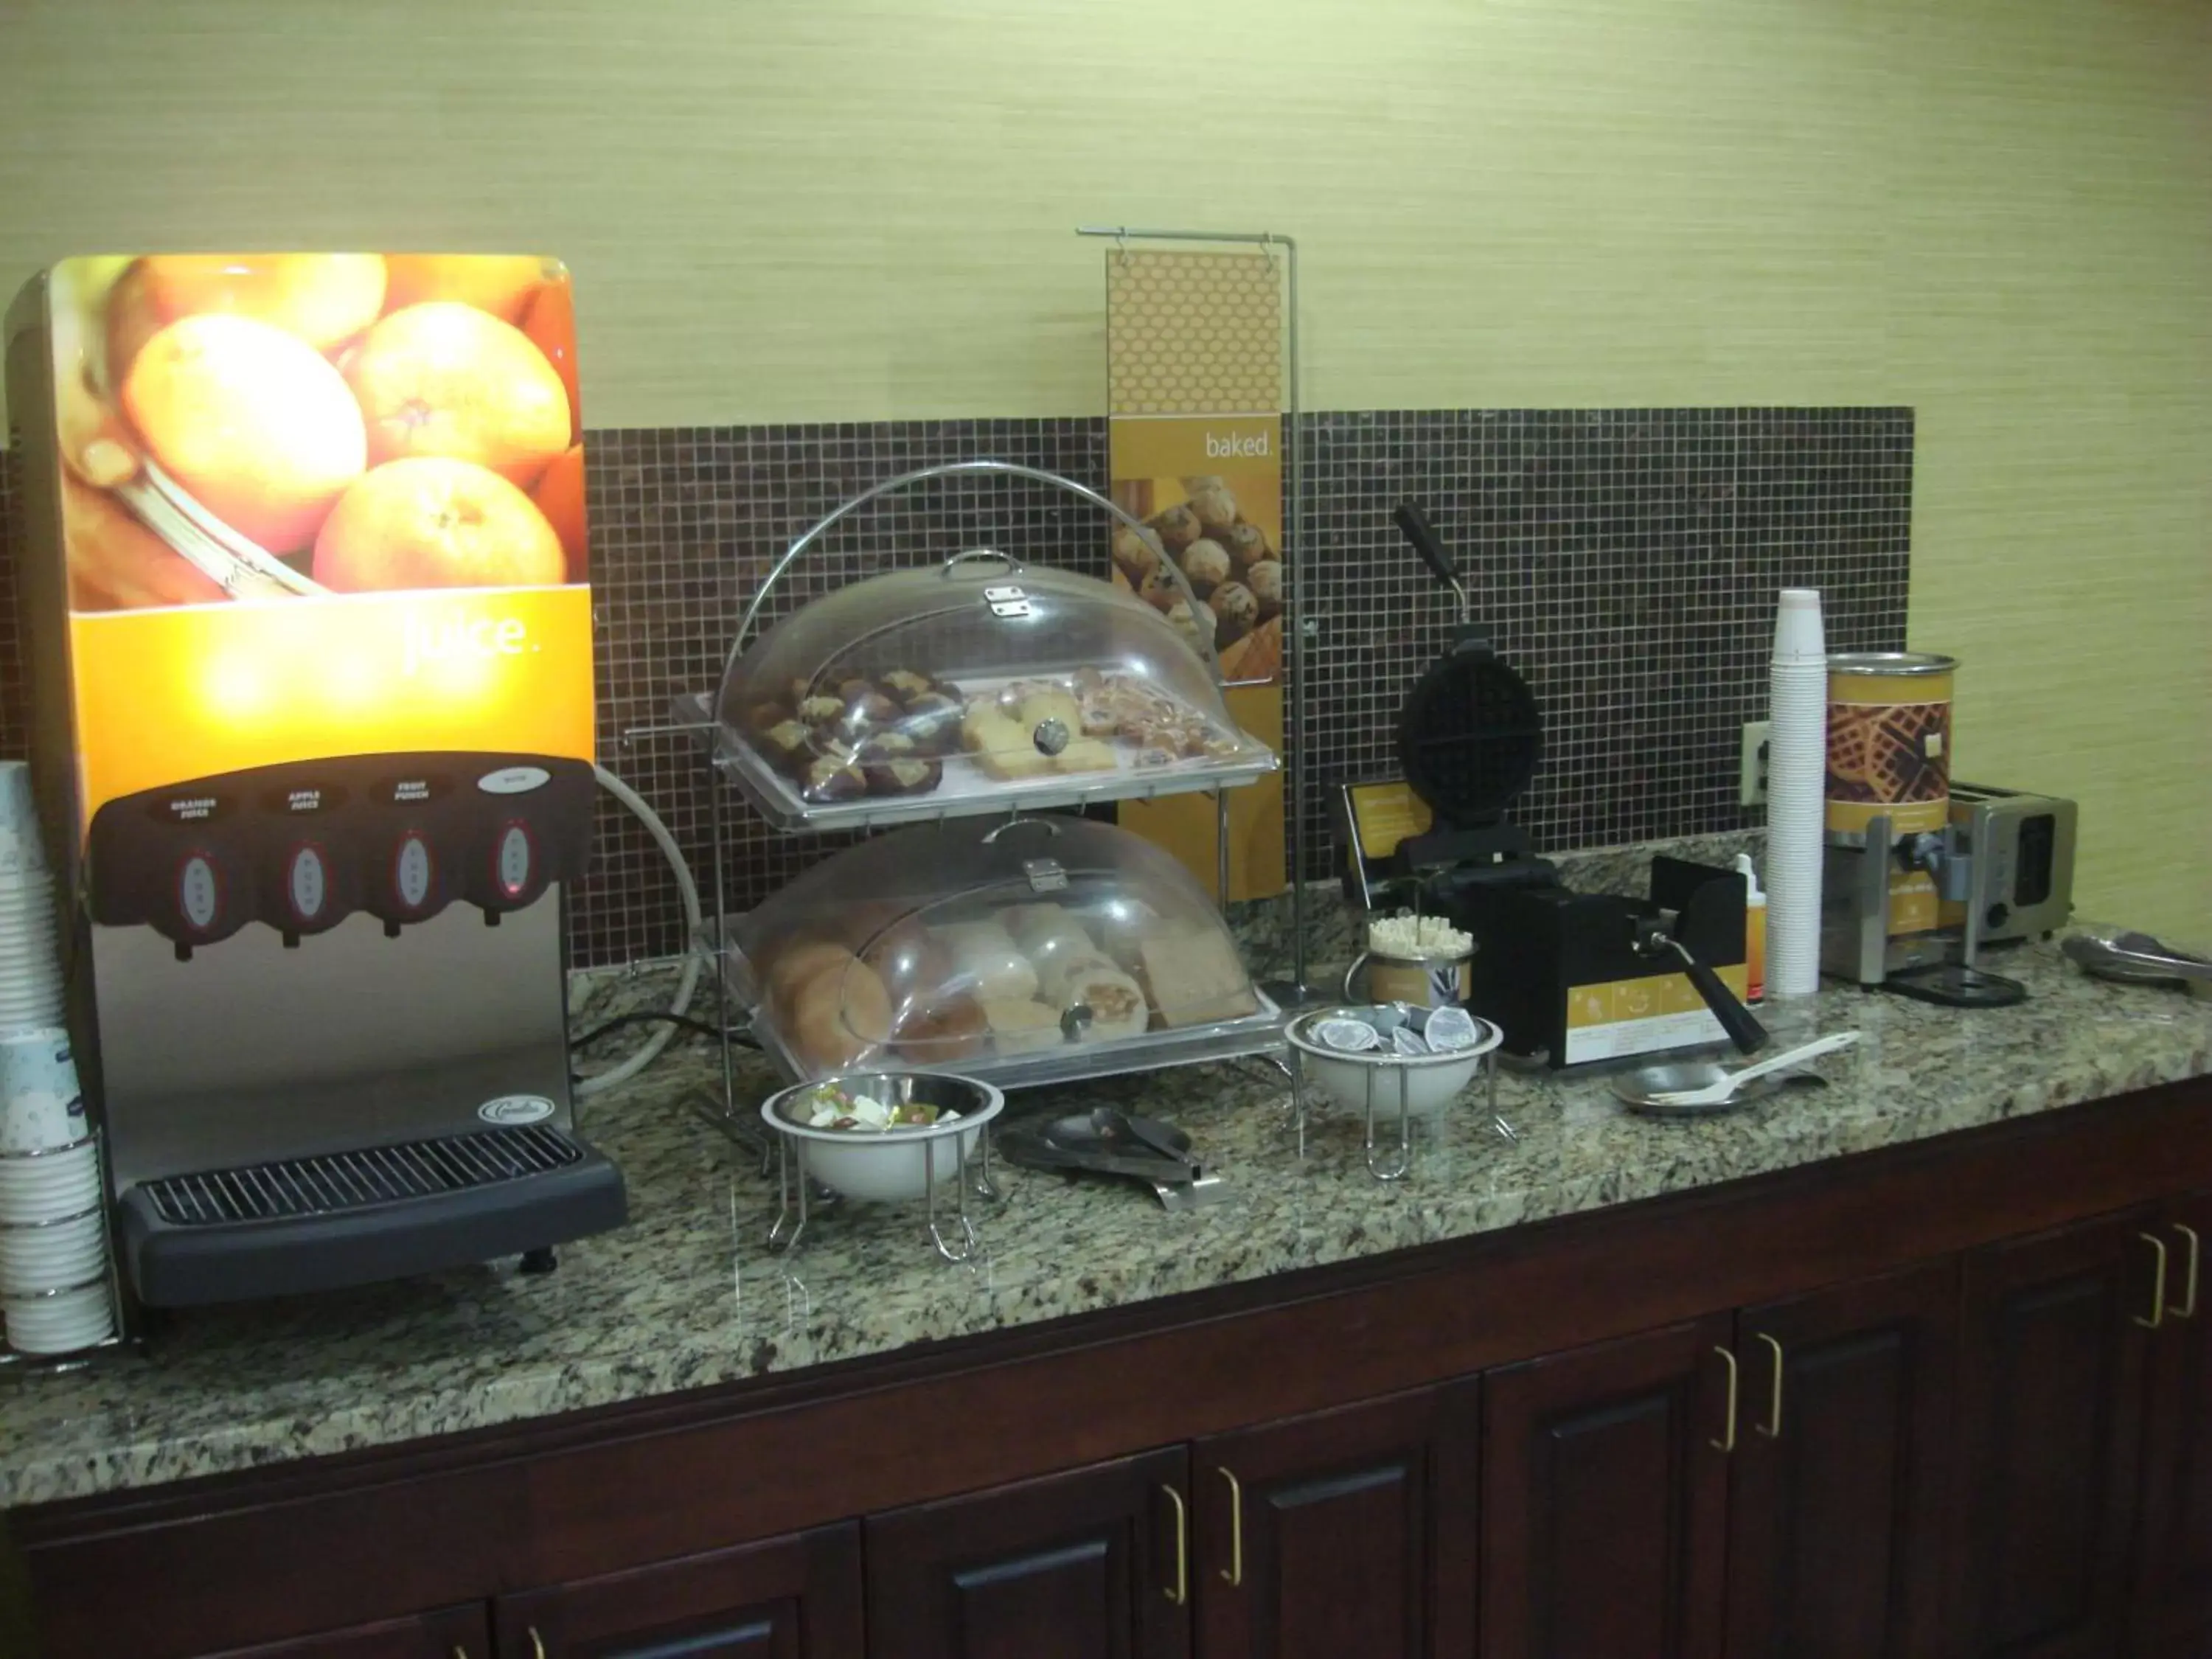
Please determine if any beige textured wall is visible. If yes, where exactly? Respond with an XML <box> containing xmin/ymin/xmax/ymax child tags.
<box><xmin>2</xmin><ymin>0</ymin><xmax>2206</xmax><ymax>934</ymax></box>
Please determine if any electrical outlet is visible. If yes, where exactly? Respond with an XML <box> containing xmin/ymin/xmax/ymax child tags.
<box><xmin>1739</xmin><ymin>720</ymin><xmax>1771</xmax><ymax>807</ymax></box>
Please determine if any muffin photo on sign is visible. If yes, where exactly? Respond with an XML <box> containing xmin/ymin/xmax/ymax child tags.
<box><xmin>1109</xmin><ymin>470</ymin><xmax>1284</xmax><ymax>686</ymax></box>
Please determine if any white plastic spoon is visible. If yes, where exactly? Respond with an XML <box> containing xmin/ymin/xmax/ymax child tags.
<box><xmin>1645</xmin><ymin>1031</ymin><xmax>1862</xmax><ymax>1108</ymax></box>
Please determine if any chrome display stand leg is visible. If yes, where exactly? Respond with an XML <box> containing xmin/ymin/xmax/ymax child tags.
<box><xmin>1361</xmin><ymin>1065</ymin><xmax>1415</xmax><ymax>1183</ymax></box>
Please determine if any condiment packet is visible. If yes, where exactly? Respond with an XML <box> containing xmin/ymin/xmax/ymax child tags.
<box><xmin>1314</xmin><ymin>1017</ymin><xmax>1382</xmax><ymax>1052</ymax></box>
<box><xmin>1390</xmin><ymin>1026</ymin><xmax>1430</xmax><ymax>1056</ymax></box>
<box><xmin>1424</xmin><ymin>1006</ymin><xmax>1481</xmax><ymax>1051</ymax></box>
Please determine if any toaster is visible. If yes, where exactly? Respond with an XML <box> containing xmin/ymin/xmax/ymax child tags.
<box><xmin>1941</xmin><ymin>782</ymin><xmax>2077</xmax><ymax>944</ymax></box>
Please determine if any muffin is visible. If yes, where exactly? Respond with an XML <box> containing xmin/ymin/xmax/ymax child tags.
<box><xmin>1247</xmin><ymin>559</ymin><xmax>1283</xmax><ymax>621</ymax></box>
<box><xmin>1148</xmin><ymin>503</ymin><xmax>1203</xmax><ymax>554</ymax></box>
<box><xmin>1223</xmin><ymin>521</ymin><xmax>1270</xmax><ymax>571</ymax></box>
<box><xmin>1211</xmin><ymin>580</ymin><xmax>1258</xmax><ymax>647</ymax></box>
<box><xmin>1179</xmin><ymin>538</ymin><xmax>1231</xmax><ymax>598</ymax></box>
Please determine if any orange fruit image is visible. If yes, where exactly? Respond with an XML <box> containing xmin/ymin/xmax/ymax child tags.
<box><xmin>101</xmin><ymin>262</ymin><xmax>170</xmax><ymax>390</ymax></box>
<box><xmin>120</xmin><ymin>313</ymin><xmax>368</xmax><ymax>553</ymax></box>
<box><xmin>344</xmin><ymin>302</ymin><xmax>572</xmax><ymax>487</ymax></box>
<box><xmin>60</xmin><ymin>473</ymin><xmax>228</xmax><ymax>611</ymax></box>
<box><xmin>532</xmin><ymin>444</ymin><xmax>588</xmax><ymax>576</ymax></box>
<box><xmin>137</xmin><ymin>254</ymin><xmax>387</xmax><ymax>350</ymax></box>
<box><xmin>380</xmin><ymin>254</ymin><xmax>552</xmax><ymax>323</ymax></box>
<box><xmin>521</xmin><ymin>280</ymin><xmax>582</xmax><ymax>442</ymax></box>
<box><xmin>313</xmin><ymin>457</ymin><xmax>566</xmax><ymax>592</ymax></box>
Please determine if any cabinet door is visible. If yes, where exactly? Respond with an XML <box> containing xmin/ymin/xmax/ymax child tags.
<box><xmin>1955</xmin><ymin>1210</ymin><xmax>2156</xmax><ymax>1659</ymax></box>
<box><xmin>1725</xmin><ymin>1259</ymin><xmax>1958</xmax><ymax>1659</ymax></box>
<box><xmin>1480</xmin><ymin>1315</ymin><xmax>1733</xmax><ymax>1659</ymax></box>
<box><xmin>865</xmin><ymin>1448</ymin><xmax>1191</xmax><ymax>1659</ymax></box>
<box><xmin>198</xmin><ymin>1606</ymin><xmax>490</xmax><ymax>1658</ymax></box>
<box><xmin>2132</xmin><ymin>1190</ymin><xmax>2212</xmax><ymax>1658</ymax></box>
<box><xmin>1193</xmin><ymin>1384</ymin><xmax>1478</xmax><ymax>1659</ymax></box>
<box><xmin>494</xmin><ymin>1523</ymin><xmax>861</xmax><ymax>1658</ymax></box>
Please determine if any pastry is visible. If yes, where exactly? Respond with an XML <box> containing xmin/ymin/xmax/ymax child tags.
<box><xmin>1086</xmin><ymin>898</ymin><xmax>1161</xmax><ymax>970</ymax></box>
<box><xmin>931</xmin><ymin>920</ymin><xmax>1040</xmax><ymax>1000</ymax></box>
<box><xmin>1027</xmin><ymin>932</ymin><xmax>1107</xmax><ymax>993</ymax></box>
<box><xmin>797</xmin><ymin>754</ymin><xmax>867</xmax><ymax>802</ymax></box>
<box><xmin>1165</xmin><ymin>599</ymin><xmax>1217</xmax><ymax>654</ymax></box>
<box><xmin>1053</xmin><ymin>737</ymin><xmax>1118</xmax><ymax>774</ymax></box>
<box><xmin>838</xmin><ymin>689</ymin><xmax>902</xmax><ymax>745</ymax></box>
<box><xmin>1054</xmin><ymin>963</ymin><xmax>1150</xmax><ymax>1043</ymax></box>
<box><xmin>1016</xmin><ymin>686</ymin><xmax>1082</xmax><ymax>737</ymax></box>
<box><xmin>880</xmin><ymin>668</ymin><xmax>934</xmax><ymax>706</ymax></box>
<box><xmin>767</xmin><ymin>939</ymin><xmax>857</xmax><ymax>1015</ymax></box>
<box><xmin>1148</xmin><ymin>502</ymin><xmax>1202</xmax><ymax>554</ymax></box>
<box><xmin>741</xmin><ymin>700</ymin><xmax>792</xmax><ymax>735</ymax></box>
<box><xmin>836</xmin><ymin>677</ymin><xmax>876</xmax><ymax>704</ymax></box>
<box><xmin>1182</xmin><ymin>476</ymin><xmax>1238</xmax><ymax>532</ymax></box>
<box><xmin>892</xmin><ymin>995</ymin><xmax>990</xmax><ymax>1061</ymax></box>
<box><xmin>981</xmin><ymin>998</ymin><xmax>1064</xmax><ymax>1054</ymax></box>
<box><xmin>1210</xmin><ymin>580</ymin><xmax>1258</xmax><ymax>647</ymax></box>
<box><xmin>1111</xmin><ymin>524</ymin><xmax>1164</xmax><ymax>585</ymax></box>
<box><xmin>1179</xmin><ymin>538</ymin><xmax>1231</xmax><ymax>597</ymax></box>
<box><xmin>1247</xmin><ymin>559</ymin><xmax>1282</xmax><ymax>619</ymax></box>
<box><xmin>966</xmin><ymin>708</ymin><xmax>1051</xmax><ymax>780</ymax></box>
<box><xmin>1223</xmin><ymin>521</ymin><xmax>1270</xmax><ymax>571</ymax></box>
<box><xmin>1136</xmin><ymin>925</ymin><xmax>1259</xmax><ymax>1027</ymax></box>
<box><xmin>860</xmin><ymin>734</ymin><xmax>943</xmax><ymax>796</ymax></box>
<box><xmin>796</xmin><ymin>695</ymin><xmax>846</xmax><ymax>732</ymax></box>
<box><xmin>754</xmin><ymin>719</ymin><xmax>814</xmax><ymax>774</ymax></box>
<box><xmin>997</xmin><ymin>903</ymin><xmax>1074</xmax><ymax>950</ymax></box>
<box><xmin>1135</xmin><ymin>562</ymin><xmax>1182</xmax><ymax>612</ymax></box>
<box><xmin>899</xmin><ymin>691</ymin><xmax>964</xmax><ymax>755</ymax></box>
<box><xmin>787</xmin><ymin>956</ymin><xmax>894</xmax><ymax>1070</ymax></box>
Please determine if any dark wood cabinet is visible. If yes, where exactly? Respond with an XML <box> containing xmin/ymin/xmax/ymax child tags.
<box><xmin>864</xmin><ymin>1448</ymin><xmax>1191</xmax><ymax>1659</ymax></box>
<box><xmin>1955</xmin><ymin>1210</ymin><xmax>2160</xmax><ymax>1659</ymax></box>
<box><xmin>1724</xmin><ymin>1259</ymin><xmax>1959</xmax><ymax>1659</ymax></box>
<box><xmin>491</xmin><ymin>1523</ymin><xmax>860</xmax><ymax>1658</ymax></box>
<box><xmin>1192</xmin><ymin>1384</ymin><xmax>1478</xmax><ymax>1659</ymax></box>
<box><xmin>196</xmin><ymin>1605</ymin><xmax>490</xmax><ymax>1658</ymax></box>
<box><xmin>1478</xmin><ymin>1315</ymin><xmax>1733</xmax><ymax>1659</ymax></box>
<box><xmin>2131</xmin><ymin>1189</ymin><xmax>2212</xmax><ymax>1658</ymax></box>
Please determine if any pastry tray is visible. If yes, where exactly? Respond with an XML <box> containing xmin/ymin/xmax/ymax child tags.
<box><xmin>672</xmin><ymin>690</ymin><xmax>1280</xmax><ymax>835</ymax></box>
<box><xmin>726</xmin><ymin>942</ymin><xmax>1287</xmax><ymax>1091</ymax></box>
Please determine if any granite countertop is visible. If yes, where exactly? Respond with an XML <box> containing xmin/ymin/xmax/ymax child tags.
<box><xmin>3</xmin><ymin>931</ymin><xmax>2208</xmax><ymax>1510</ymax></box>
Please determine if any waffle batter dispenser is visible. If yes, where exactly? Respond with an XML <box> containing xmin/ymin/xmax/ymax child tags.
<box><xmin>5</xmin><ymin>254</ymin><xmax>625</xmax><ymax>1307</ymax></box>
<box><xmin>1334</xmin><ymin>504</ymin><xmax>1761</xmax><ymax>1068</ymax></box>
<box><xmin>1818</xmin><ymin>653</ymin><xmax>2029</xmax><ymax>1007</ymax></box>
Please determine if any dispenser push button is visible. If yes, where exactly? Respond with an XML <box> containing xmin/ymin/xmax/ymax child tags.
<box><xmin>177</xmin><ymin>855</ymin><xmax>221</xmax><ymax>934</ymax></box>
<box><xmin>394</xmin><ymin>833</ymin><xmax>434</xmax><ymax>911</ymax></box>
<box><xmin>286</xmin><ymin>846</ymin><xmax>329</xmax><ymax>924</ymax></box>
<box><xmin>495</xmin><ymin>824</ymin><xmax>534</xmax><ymax>900</ymax></box>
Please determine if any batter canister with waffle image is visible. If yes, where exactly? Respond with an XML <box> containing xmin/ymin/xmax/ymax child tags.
<box><xmin>1824</xmin><ymin>653</ymin><xmax>1958</xmax><ymax>838</ymax></box>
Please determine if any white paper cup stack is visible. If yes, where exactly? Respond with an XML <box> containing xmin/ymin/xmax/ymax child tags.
<box><xmin>0</xmin><ymin>1032</ymin><xmax>113</xmax><ymax>1352</ymax></box>
<box><xmin>1765</xmin><ymin>590</ymin><xmax>1828</xmax><ymax>999</ymax></box>
<box><xmin>0</xmin><ymin>768</ymin><xmax>116</xmax><ymax>1354</ymax></box>
<box><xmin>0</xmin><ymin>763</ymin><xmax>63</xmax><ymax>1031</ymax></box>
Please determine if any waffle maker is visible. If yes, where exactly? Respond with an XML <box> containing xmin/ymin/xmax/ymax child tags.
<box><xmin>1334</xmin><ymin>504</ymin><xmax>1763</xmax><ymax>1068</ymax></box>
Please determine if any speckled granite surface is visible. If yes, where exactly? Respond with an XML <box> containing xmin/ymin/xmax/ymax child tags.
<box><xmin>3</xmin><ymin>924</ymin><xmax>2206</xmax><ymax>1511</ymax></box>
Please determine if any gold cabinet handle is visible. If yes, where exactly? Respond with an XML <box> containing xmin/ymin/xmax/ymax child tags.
<box><xmin>2171</xmin><ymin>1224</ymin><xmax>2201</xmax><ymax>1320</ymax></box>
<box><xmin>1710</xmin><ymin>1345</ymin><xmax>1740</xmax><ymax>1453</ymax></box>
<box><xmin>528</xmin><ymin>1631</ymin><xmax>546</xmax><ymax>1659</ymax></box>
<box><xmin>1161</xmin><ymin>1484</ymin><xmax>1189</xmax><ymax>1606</ymax></box>
<box><xmin>1216</xmin><ymin>1466</ymin><xmax>1245</xmax><ymax>1587</ymax></box>
<box><xmin>1754</xmin><ymin>1333</ymin><xmax>1785</xmax><ymax>1439</ymax></box>
<box><xmin>2136</xmin><ymin>1232</ymin><xmax>2170</xmax><ymax>1330</ymax></box>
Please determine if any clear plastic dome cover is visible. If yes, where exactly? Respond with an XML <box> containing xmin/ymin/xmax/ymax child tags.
<box><xmin>735</xmin><ymin>816</ymin><xmax>1267</xmax><ymax>1079</ymax></box>
<box><xmin>714</xmin><ymin>555</ymin><xmax>1275</xmax><ymax>830</ymax></box>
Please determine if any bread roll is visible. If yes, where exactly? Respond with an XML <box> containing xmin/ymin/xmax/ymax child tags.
<box><xmin>860</xmin><ymin>920</ymin><xmax>951</xmax><ymax>1006</ymax></box>
<box><xmin>768</xmin><ymin>939</ymin><xmax>857</xmax><ymax>1015</ymax></box>
<box><xmin>893</xmin><ymin>995</ymin><xmax>989</xmax><ymax>1061</ymax></box>
<box><xmin>981</xmin><ymin>998</ymin><xmax>1064</xmax><ymax>1054</ymax></box>
<box><xmin>786</xmin><ymin>956</ymin><xmax>893</xmax><ymax>1070</ymax></box>
<box><xmin>998</xmin><ymin>902</ymin><xmax>1074</xmax><ymax>950</ymax></box>
<box><xmin>1136</xmin><ymin>925</ymin><xmax>1259</xmax><ymax>1027</ymax></box>
<box><xmin>932</xmin><ymin>920</ymin><xmax>1040</xmax><ymax>1000</ymax></box>
<box><xmin>1054</xmin><ymin>962</ymin><xmax>1150</xmax><ymax>1043</ymax></box>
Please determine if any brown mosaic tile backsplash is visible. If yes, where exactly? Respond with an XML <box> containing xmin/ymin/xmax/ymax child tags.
<box><xmin>0</xmin><ymin>408</ymin><xmax>1908</xmax><ymax>968</ymax></box>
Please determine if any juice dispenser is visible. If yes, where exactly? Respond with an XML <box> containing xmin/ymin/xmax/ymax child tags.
<box><xmin>4</xmin><ymin>254</ymin><xmax>625</xmax><ymax>1308</ymax></box>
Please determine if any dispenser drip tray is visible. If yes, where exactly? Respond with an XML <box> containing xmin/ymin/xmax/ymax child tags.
<box><xmin>117</xmin><ymin>1126</ymin><xmax>627</xmax><ymax>1307</ymax></box>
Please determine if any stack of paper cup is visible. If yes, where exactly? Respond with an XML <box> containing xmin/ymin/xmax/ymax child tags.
<box><xmin>1765</xmin><ymin>590</ymin><xmax>1828</xmax><ymax>999</ymax></box>
<box><xmin>0</xmin><ymin>763</ymin><xmax>63</xmax><ymax>1032</ymax></box>
<box><xmin>0</xmin><ymin>1031</ymin><xmax>113</xmax><ymax>1353</ymax></box>
<box><xmin>0</xmin><ymin>765</ymin><xmax>116</xmax><ymax>1355</ymax></box>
